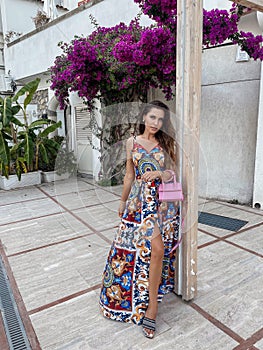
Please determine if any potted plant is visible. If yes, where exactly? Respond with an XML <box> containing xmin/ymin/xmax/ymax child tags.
<box><xmin>40</xmin><ymin>137</ymin><xmax>77</xmax><ymax>182</ymax></box>
<box><xmin>0</xmin><ymin>78</ymin><xmax>62</xmax><ymax>190</ymax></box>
<box><xmin>32</xmin><ymin>10</ymin><xmax>49</xmax><ymax>29</ymax></box>
<box><xmin>54</xmin><ymin>145</ymin><xmax>77</xmax><ymax>178</ymax></box>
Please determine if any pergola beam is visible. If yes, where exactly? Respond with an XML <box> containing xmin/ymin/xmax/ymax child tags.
<box><xmin>231</xmin><ymin>0</ymin><xmax>263</xmax><ymax>12</ymax></box>
<box><xmin>175</xmin><ymin>0</ymin><xmax>203</xmax><ymax>301</ymax></box>
<box><xmin>175</xmin><ymin>0</ymin><xmax>262</xmax><ymax>301</ymax></box>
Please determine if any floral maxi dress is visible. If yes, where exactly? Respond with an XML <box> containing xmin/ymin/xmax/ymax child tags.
<box><xmin>99</xmin><ymin>140</ymin><xmax>180</xmax><ymax>325</ymax></box>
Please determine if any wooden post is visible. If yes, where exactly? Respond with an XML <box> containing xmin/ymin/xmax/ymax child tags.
<box><xmin>175</xmin><ymin>0</ymin><xmax>203</xmax><ymax>300</ymax></box>
<box><xmin>231</xmin><ymin>0</ymin><xmax>263</xmax><ymax>11</ymax></box>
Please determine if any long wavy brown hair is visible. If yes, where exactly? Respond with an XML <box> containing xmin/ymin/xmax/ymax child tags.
<box><xmin>136</xmin><ymin>100</ymin><xmax>176</xmax><ymax>167</ymax></box>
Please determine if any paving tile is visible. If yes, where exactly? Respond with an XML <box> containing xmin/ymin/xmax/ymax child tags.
<box><xmin>0</xmin><ymin>212</ymin><xmax>92</xmax><ymax>256</ymax></box>
<box><xmin>198</xmin><ymin>223</ymin><xmax>232</xmax><ymax>237</ymax></box>
<box><xmin>54</xmin><ymin>188</ymin><xmax>119</xmax><ymax>210</ymax></box>
<box><xmin>2</xmin><ymin>179</ymin><xmax>261</xmax><ymax>350</ymax></box>
<box><xmin>39</xmin><ymin>178</ymin><xmax>94</xmax><ymax>197</ymax></box>
<box><xmin>78</xmin><ymin>178</ymin><xmax>122</xmax><ymax>197</ymax></box>
<box><xmin>199</xmin><ymin>202</ymin><xmax>263</xmax><ymax>234</ymax></box>
<box><xmin>198</xmin><ymin>197</ymin><xmax>210</xmax><ymax>205</ymax></box>
<box><xmin>30</xmin><ymin>290</ymin><xmax>145</xmax><ymax>350</ymax></box>
<box><xmin>198</xmin><ymin>201</ymin><xmax>224</xmax><ymax>214</ymax></box>
<box><xmin>73</xmin><ymin>202</ymin><xmax>120</xmax><ymax>231</ymax></box>
<box><xmin>255</xmin><ymin>338</ymin><xmax>263</xmax><ymax>349</ymax></box>
<box><xmin>99</xmin><ymin>227</ymin><xmax>118</xmax><ymax>242</ymax></box>
<box><xmin>30</xmin><ymin>290</ymin><xmax>238</xmax><ymax>350</ymax></box>
<box><xmin>198</xmin><ymin>230</ymin><xmax>217</xmax><ymax>246</ymax></box>
<box><xmin>0</xmin><ymin>186</ymin><xmax>45</xmax><ymax>205</ymax></box>
<box><xmin>142</xmin><ymin>294</ymin><xmax>238</xmax><ymax>349</ymax></box>
<box><xmin>227</xmin><ymin>226</ymin><xmax>263</xmax><ymax>256</ymax></box>
<box><xmin>8</xmin><ymin>235</ymin><xmax>109</xmax><ymax>311</ymax></box>
<box><xmin>88</xmin><ymin>183</ymin><xmax>123</xmax><ymax>197</ymax></box>
<box><xmin>215</xmin><ymin>201</ymin><xmax>263</xmax><ymax>219</ymax></box>
<box><xmin>196</xmin><ymin>241</ymin><xmax>263</xmax><ymax>338</ymax></box>
<box><xmin>0</xmin><ymin>197</ymin><xmax>63</xmax><ymax>225</ymax></box>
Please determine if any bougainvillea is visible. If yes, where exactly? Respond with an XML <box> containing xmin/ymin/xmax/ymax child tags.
<box><xmin>134</xmin><ymin>0</ymin><xmax>177</xmax><ymax>29</ymax></box>
<box><xmin>50</xmin><ymin>1</ymin><xmax>263</xmax><ymax>109</ymax></box>
<box><xmin>50</xmin><ymin>20</ymin><xmax>149</xmax><ymax>109</ymax></box>
<box><xmin>113</xmin><ymin>26</ymin><xmax>176</xmax><ymax>99</ymax></box>
<box><xmin>203</xmin><ymin>7</ymin><xmax>239</xmax><ymax>46</ymax></box>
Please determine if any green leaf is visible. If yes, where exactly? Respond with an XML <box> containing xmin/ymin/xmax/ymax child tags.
<box><xmin>39</xmin><ymin>143</ymin><xmax>49</xmax><ymax>164</ymax></box>
<box><xmin>12</xmin><ymin>78</ymin><xmax>40</xmax><ymax>109</ymax></box>
<box><xmin>2</xmin><ymin>97</ymin><xmax>12</xmax><ymax>127</ymax></box>
<box><xmin>18</xmin><ymin>157</ymin><xmax>27</xmax><ymax>174</ymax></box>
<box><xmin>2</xmin><ymin>131</ymin><xmax>12</xmax><ymax>141</ymax></box>
<box><xmin>15</xmin><ymin>159</ymin><xmax>22</xmax><ymax>181</ymax></box>
<box><xmin>23</xmin><ymin>133</ymin><xmax>34</xmax><ymax>168</ymax></box>
<box><xmin>0</xmin><ymin>131</ymin><xmax>10</xmax><ymax>175</ymax></box>
<box><xmin>29</xmin><ymin>119</ymin><xmax>50</xmax><ymax>129</ymax></box>
<box><xmin>11</xmin><ymin>105</ymin><xmax>21</xmax><ymax>115</ymax></box>
<box><xmin>43</xmin><ymin>138</ymin><xmax>60</xmax><ymax>151</ymax></box>
<box><xmin>39</xmin><ymin>121</ymin><xmax>62</xmax><ymax>138</ymax></box>
<box><xmin>9</xmin><ymin>116</ymin><xmax>24</xmax><ymax>127</ymax></box>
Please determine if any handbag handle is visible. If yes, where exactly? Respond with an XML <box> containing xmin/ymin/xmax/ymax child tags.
<box><xmin>164</xmin><ymin>169</ymin><xmax>176</xmax><ymax>182</ymax></box>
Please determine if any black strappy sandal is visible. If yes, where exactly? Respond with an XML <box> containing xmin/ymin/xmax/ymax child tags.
<box><xmin>142</xmin><ymin>317</ymin><xmax>156</xmax><ymax>339</ymax></box>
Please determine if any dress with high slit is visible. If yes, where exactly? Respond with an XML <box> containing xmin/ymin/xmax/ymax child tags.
<box><xmin>99</xmin><ymin>139</ymin><xmax>180</xmax><ymax>325</ymax></box>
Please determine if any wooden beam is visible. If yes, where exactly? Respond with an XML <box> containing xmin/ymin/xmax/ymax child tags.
<box><xmin>175</xmin><ymin>0</ymin><xmax>203</xmax><ymax>301</ymax></box>
<box><xmin>231</xmin><ymin>0</ymin><xmax>263</xmax><ymax>12</ymax></box>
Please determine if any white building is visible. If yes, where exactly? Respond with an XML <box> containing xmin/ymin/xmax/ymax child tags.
<box><xmin>0</xmin><ymin>0</ymin><xmax>262</xmax><ymax>208</ymax></box>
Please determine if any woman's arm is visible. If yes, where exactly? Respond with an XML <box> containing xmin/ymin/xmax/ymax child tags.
<box><xmin>119</xmin><ymin>137</ymin><xmax>135</xmax><ymax>217</ymax></box>
<box><xmin>140</xmin><ymin>169</ymin><xmax>174</xmax><ymax>183</ymax></box>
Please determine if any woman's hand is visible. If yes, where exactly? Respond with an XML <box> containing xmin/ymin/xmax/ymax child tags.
<box><xmin>141</xmin><ymin>170</ymin><xmax>162</xmax><ymax>182</ymax></box>
<box><xmin>118</xmin><ymin>200</ymin><xmax>126</xmax><ymax>218</ymax></box>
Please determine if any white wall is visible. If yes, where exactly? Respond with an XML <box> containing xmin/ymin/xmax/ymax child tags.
<box><xmin>1</xmin><ymin>0</ymin><xmax>41</xmax><ymax>35</ymax></box>
<box><xmin>198</xmin><ymin>10</ymin><xmax>262</xmax><ymax>204</ymax></box>
<box><xmin>203</xmin><ymin>0</ymin><xmax>232</xmax><ymax>10</ymax></box>
<box><xmin>239</xmin><ymin>11</ymin><xmax>263</xmax><ymax>34</ymax></box>
<box><xmin>0</xmin><ymin>5</ymin><xmax>4</xmax><ymax>73</ymax></box>
<box><xmin>0</xmin><ymin>0</ymin><xmax>67</xmax><ymax>37</ymax></box>
<box><xmin>200</xmin><ymin>45</ymin><xmax>260</xmax><ymax>203</ymax></box>
<box><xmin>4</xmin><ymin>0</ymin><xmax>151</xmax><ymax>80</ymax></box>
<box><xmin>62</xmin><ymin>0</ymin><xmax>79</xmax><ymax>11</ymax></box>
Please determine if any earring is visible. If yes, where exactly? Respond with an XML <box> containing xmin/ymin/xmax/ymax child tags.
<box><xmin>142</xmin><ymin>119</ymin><xmax>145</xmax><ymax>123</ymax></box>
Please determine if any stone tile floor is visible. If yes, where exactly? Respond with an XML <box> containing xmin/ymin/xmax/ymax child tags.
<box><xmin>0</xmin><ymin>177</ymin><xmax>263</xmax><ymax>350</ymax></box>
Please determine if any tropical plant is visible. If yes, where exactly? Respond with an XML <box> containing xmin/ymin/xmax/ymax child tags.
<box><xmin>0</xmin><ymin>78</ymin><xmax>62</xmax><ymax>180</ymax></box>
<box><xmin>54</xmin><ymin>145</ymin><xmax>77</xmax><ymax>176</ymax></box>
<box><xmin>38</xmin><ymin>135</ymin><xmax>64</xmax><ymax>172</ymax></box>
<box><xmin>39</xmin><ymin>136</ymin><xmax>77</xmax><ymax>176</ymax></box>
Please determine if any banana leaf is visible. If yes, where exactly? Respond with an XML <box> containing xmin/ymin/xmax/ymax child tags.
<box><xmin>0</xmin><ymin>131</ymin><xmax>10</xmax><ymax>177</ymax></box>
<box><xmin>39</xmin><ymin>121</ymin><xmax>62</xmax><ymax>138</ymax></box>
<box><xmin>39</xmin><ymin>143</ymin><xmax>49</xmax><ymax>164</ymax></box>
<box><xmin>12</xmin><ymin>78</ymin><xmax>40</xmax><ymax>109</ymax></box>
<box><xmin>29</xmin><ymin>119</ymin><xmax>50</xmax><ymax>129</ymax></box>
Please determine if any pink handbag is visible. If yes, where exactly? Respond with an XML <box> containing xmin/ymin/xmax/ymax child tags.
<box><xmin>158</xmin><ymin>172</ymin><xmax>184</xmax><ymax>202</ymax></box>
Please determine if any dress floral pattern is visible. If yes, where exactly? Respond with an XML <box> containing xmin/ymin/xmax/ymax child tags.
<box><xmin>99</xmin><ymin>140</ymin><xmax>180</xmax><ymax>325</ymax></box>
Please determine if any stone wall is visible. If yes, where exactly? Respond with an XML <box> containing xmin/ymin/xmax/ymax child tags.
<box><xmin>31</xmin><ymin>89</ymin><xmax>48</xmax><ymax>116</ymax></box>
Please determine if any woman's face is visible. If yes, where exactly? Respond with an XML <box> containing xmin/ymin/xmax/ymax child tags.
<box><xmin>143</xmin><ymin>107</ymin><xmax>165</xmax><ymax>135</ymax></box>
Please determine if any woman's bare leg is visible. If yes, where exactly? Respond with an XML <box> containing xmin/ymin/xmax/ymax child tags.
<box><xmin>143</xmin><ymin>227</ymin><xmax>164</xmax><ymax>337</ymax></box>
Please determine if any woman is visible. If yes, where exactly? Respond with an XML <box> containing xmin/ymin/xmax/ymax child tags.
<box><xmin>99</xmin><ymin>100</ymin><xmax>180</xmax><ymax>339</ymax></box>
